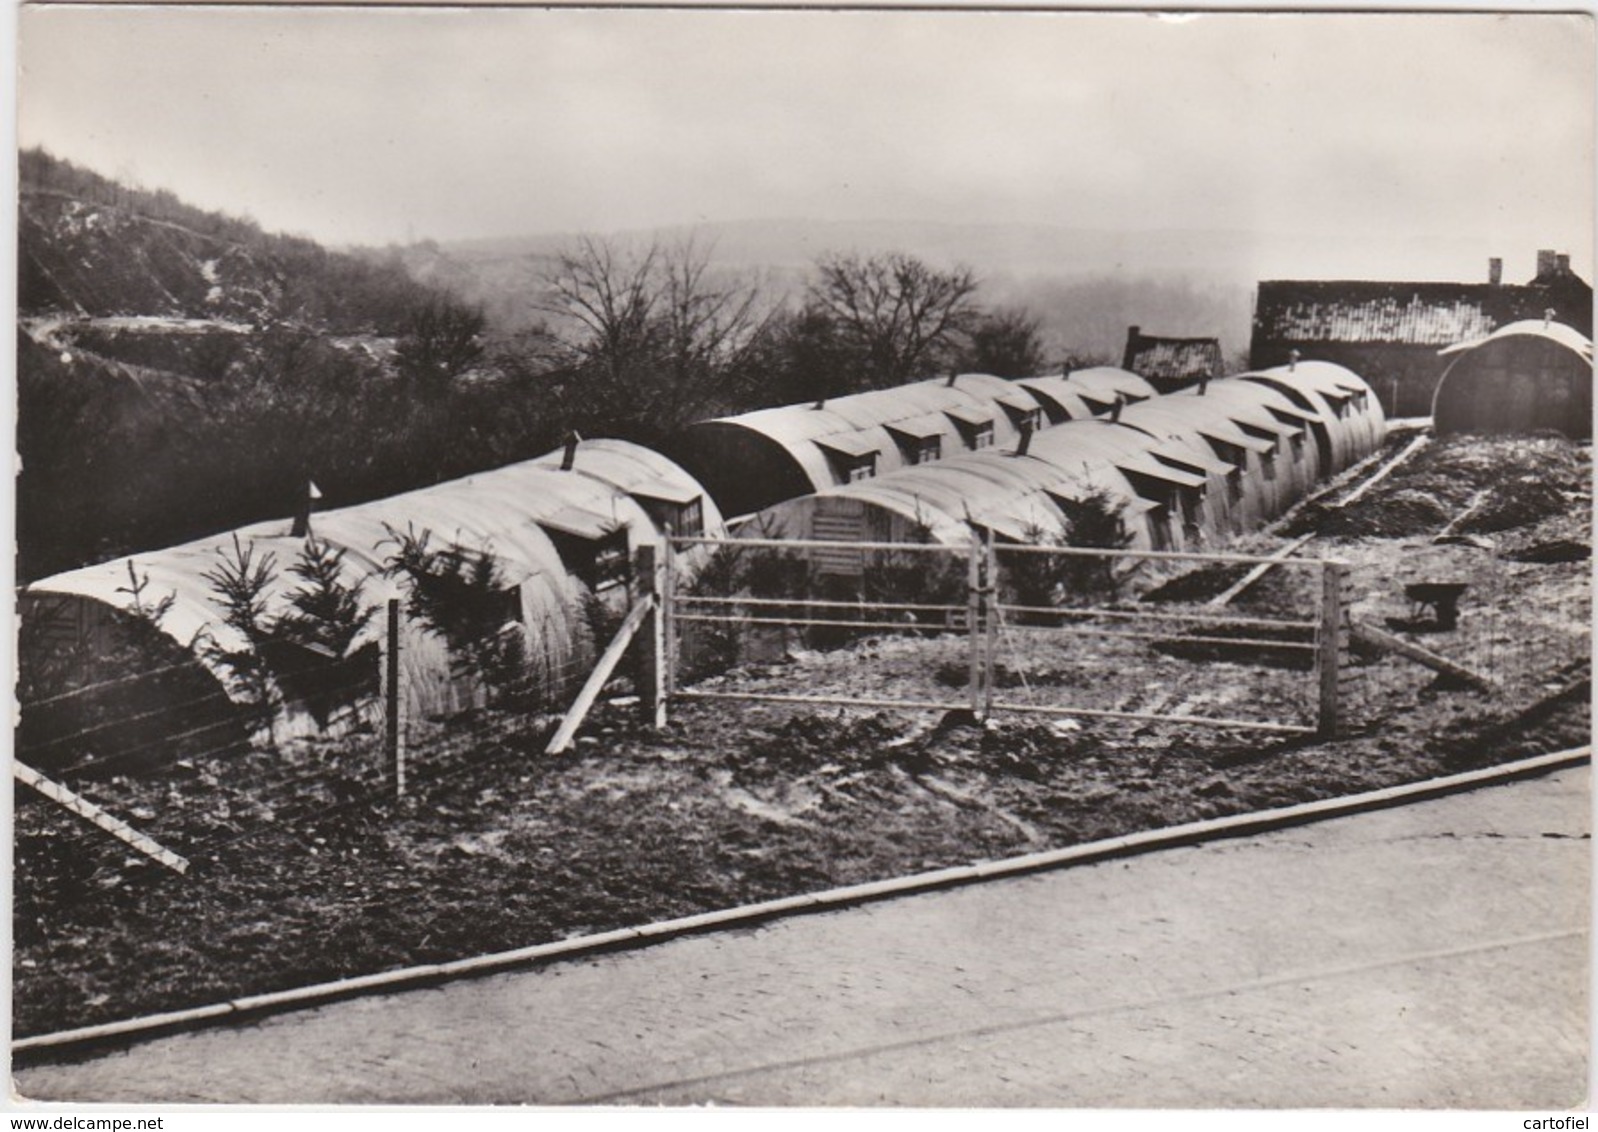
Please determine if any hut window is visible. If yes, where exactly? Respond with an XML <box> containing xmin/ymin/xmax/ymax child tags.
<box><xmin>1147</xmin><ymin>506</ymin><xmax>1173</xmax><ymax>552</ymax></box>
<box><xmin>959</xmin><ymin>421</ymin><xmax>995</xmax><ymax>449</ymax></box>
<box><xmin>907</xmin><ymin>436</ymin><xmax>942</xmax><ymax>465</ymax></box>
<box><xmin>641</xmin><ymin>495</ymin><xmax>704</xmax><ymax>538</ymax></box>
<box><xmin>1000</xmin><ymin>403</ymin><xmax>1044</xmax><ymax>432</ymax></box>
<box><xmin>823</xmin><ymin>448</ymin><xmax>878</xmax><ymax>484</ymax></box>
<box><xmin>1178</xmin><ymin>490</ymin><xmax>1204</xmax><ymax>545</ymax></box>
<box><xmin>589</xmin><ymin>528</ymin><xmax>631</xmax><ymax>591</ymax></box>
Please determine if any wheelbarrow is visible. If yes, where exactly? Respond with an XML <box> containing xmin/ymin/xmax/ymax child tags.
<box><xmin>1404</xmin><ymin>581</ymin><xmax>1468</xmax><ymax>631</ymax></box>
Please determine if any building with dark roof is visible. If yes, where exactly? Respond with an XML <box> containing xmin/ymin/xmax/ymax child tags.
<box><xmin>1121</xmin><ymin>326</ymin><xmax>1224</xmax><ymax>394</ymax></box>
<box><xmin>1249</xmin><ymin>250</ymin><xmax>1592</xmax><ymax>417</ymax></box>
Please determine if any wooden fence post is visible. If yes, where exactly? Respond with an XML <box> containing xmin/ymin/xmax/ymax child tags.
<box><xmin>1316</xmin><ymin>560</ymin><xmax>1349</xmax><ymax>737</ymax></box>
<box><xmin>661</xmin><ymin>535</ymin><xmax>678</xmax><ymax>700</ymax></box>
<box><xmin>981</xmin><ymin>532</ymin><xmax>997</xmax><ymax>719</ymax></box>
<box><xmin>967</xmin><ymin>531</ymin><xmax>983</xmax><ymax>715</ymax></box>
<box><xmin>636</xmin><ymin>543</ymin><xmax>666</xmax><ymax>729</ymax></box>
<box><xmin>384</xmin><ymin>597</ymin><xmax>405</xmax><ymax>797</ymax></box>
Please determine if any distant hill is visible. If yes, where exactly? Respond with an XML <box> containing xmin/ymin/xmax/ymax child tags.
<box><xmin>428</xmin><ymin>216</ymin><xmax>1502</xmax><ymax>363</ymax></box>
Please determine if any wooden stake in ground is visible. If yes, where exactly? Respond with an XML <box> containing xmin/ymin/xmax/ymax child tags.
<box><xmin>546</xmin><ymin>596</ymin><xmax>655</xmax><ymax>755</ymax></box>
<box><xmin>1350</xmin><ymin>619</ymin><xmax>1497</xmax><ymax>691</ymax></box>
<box><xmin>13</xmin><ymin>761</ymin><xmax>190</xmax><ymax>875</ymax></box>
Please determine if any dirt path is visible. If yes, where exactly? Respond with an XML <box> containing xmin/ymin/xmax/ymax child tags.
<box><xmin>13</xmin><ymin>765</ymin><xmax>1588</xmax><ymax>1108</ymax></box>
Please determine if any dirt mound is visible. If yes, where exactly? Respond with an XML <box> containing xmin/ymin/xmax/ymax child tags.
<box><xmin>1142</xmin><ymin>563</ymin><xmax>1248</xmax><ymax>604</ymax></box>
<box><xmin>1291</xmin><ymin>436</ymin><xmax>1589</xmax><ymax>540</ymax></box>
<box><xmin>1504</xmin><ymin>539</ymin><xmax>1592</xmax><ymax>564</ymax></box>
<box><xmin>1459</xmin><ymin>479</ymin><xmax>1573</xmax><ymax>534</ymax></box>
<box><xmin>1313</xmin><ymin>489</ymin><xmax>1453</xmax><ymax>538</ymax></box>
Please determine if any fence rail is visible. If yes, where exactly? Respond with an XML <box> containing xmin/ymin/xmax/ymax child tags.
<box><xmin>663</xmin><ymin>533</ymin><xmax>1349</xmax><ymax>736</ymax></box>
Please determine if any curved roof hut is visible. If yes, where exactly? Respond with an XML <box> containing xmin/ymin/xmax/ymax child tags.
<box><xmin>1235</xmin><ymin>360</ymin><xmax>1388</xmax><ymax>477</ymax></box>
<box><xmin>19</xmin><ymin>442</ymin><xmax>723</xmax><ymax>766</ymax></box>
<box><xmin>1015</xmin><ymin>367</ymin><xmax>1157</xmax><ymax>424</ymax></box>
<box><xmin>749</xmin><ymin>367</ymin><xmax>1385</xmax><ymax>559</ymax></box>
<box><xmin>1431</xmin><ymin>320</ymin><xmax>1593</xmax><ymax>439</ymax></box>
<box><xmin>667</xmin><ymin>369</ymin><xmax>1157</xmax><ymax>521</ymax></box>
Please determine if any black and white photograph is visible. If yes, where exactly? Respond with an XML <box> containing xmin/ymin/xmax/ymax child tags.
<box><xmin>7</xmin><ymin>2</ymin><xmax>1593</xmax><ymax>1112</ymax></box>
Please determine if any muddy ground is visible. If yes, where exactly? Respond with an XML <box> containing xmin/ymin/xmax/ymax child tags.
<box><xmin>12</xmin><ymin>433</ymin><xmax>1592</xmax><ymax>1039</ymax></box>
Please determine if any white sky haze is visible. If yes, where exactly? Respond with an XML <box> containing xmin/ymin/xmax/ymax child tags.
<box><xmin>16</xmin><ymin>7</ymin><xmax>1595</xmax><ymax>280</ymax></box>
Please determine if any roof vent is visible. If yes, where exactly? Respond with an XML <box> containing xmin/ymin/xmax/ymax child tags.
<box><xmin>561</xmin><ymin>431</ymin><xmax>582</xmax><ymax>471</ymax></box>
<box><xmin>290</xmin><ymin>479</ymin><xmax>322</xmax><ymax>539</ymax></box>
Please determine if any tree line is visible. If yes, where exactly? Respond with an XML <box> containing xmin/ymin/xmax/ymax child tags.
<box><xmin>20</xmin><ymin>220</ymin><xmax>1052</xmax><ymax>580</ymax></box>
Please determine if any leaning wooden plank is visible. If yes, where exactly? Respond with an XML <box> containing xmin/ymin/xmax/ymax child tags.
<box><xmin>1207</xmin><ymin>533</ymin><xmax>1316</xmax><ymax>607</ymax></box>
<box><xmin>544</xmin><ymin>596</ymin><xmax>653</xmax><ymax>756</ymax></box>
<box><xmin>13</xmin><ymin>761</ymin><xmax>190</xmax><ymax>875</ymax></box>
<box><xmin>1349</xmin><ymin>619</ymin><xmax>1496</xmax><ymax>691</ymax></box>
<box><xmin>1335</xmin><ymin>434</ymin><xmax>1431</xmax><ymax>509</ymax></box>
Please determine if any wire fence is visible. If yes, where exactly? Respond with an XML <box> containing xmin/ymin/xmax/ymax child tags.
<box><xmin>664</xmin><ymin>534</ymin><xmax>1346</xmax><ymax>736</ymax></box>
<box><xmin>16</xmin><ymin>522</ymin><xmax>1587</xmax><ymax>881</ymax></box>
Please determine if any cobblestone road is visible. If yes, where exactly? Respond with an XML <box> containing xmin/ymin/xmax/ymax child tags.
<box><xmin>13</xmin><ymin>767</ymin><xmax>1590</xmax><ymax>1107</ymax></box>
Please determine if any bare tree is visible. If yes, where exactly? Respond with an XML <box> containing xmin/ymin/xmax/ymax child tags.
<box><xmin>533</xmin><ymin>235</ymin><xmax>776</xmax><ymax>440</ymax></box>
<box><xmin>806</xmin><ymin>251</ymin><xmax>981</xmax><ymax>389</ymax></box>
<box><xmin>959</xmin><ymin>306</ymin><xmax>1046</xmax><ymax>378</ymax></box>
<box><xmin>393</xmin><ymin>297</ymin><xmax>486</xmax><ymax>397</ymax></box>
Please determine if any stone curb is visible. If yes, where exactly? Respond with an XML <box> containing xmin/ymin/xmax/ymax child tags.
<box><xmin>13</xmin><ymin>745</ymin><xmax>1588</xmax><ymax>1061</ymax></box>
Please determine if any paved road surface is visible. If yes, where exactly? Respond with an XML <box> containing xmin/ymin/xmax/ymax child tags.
<box><xmin>13</xmin><ymin>767</ymin><xmax>1590</xmax><ymax>1107</ymax></box>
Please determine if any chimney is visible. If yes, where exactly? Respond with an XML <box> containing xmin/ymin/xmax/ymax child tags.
<box><xmin>945</xmin><ymin>373</ymin><xmax>957</xmax><ymax>387</ymax></box>
<box><xmin>561</xmin><ymin>431</ymin><xmax>581</xmax><ymax>471</ymax></box>
<box><xmin>1537</xmin><ymin>249</ymin><xmax>1557</xmax><ymax>280</ymax></box>
<box><xmin>1109</xmin><ymin>394</ymin><xmax>1123</xmax><ymax>422</ymax></box>
<box><xmin>1545</xmin><ymin>307</ymin><xmax>1556</xmax><ymax>328</ymax></box>
<box><xmin>1015</xmin><ymin>420</ymin><xmax>1033</xmax><ymax>457</ymax></box>
<box><xmin>1557</xmin><ymin>254</ymin><xmax>1571</xmax><ymax>275</ymax></box>
<box><xmin>1197</xmin><ymin>376</ymin><xmax>1210</xmax><ymax>396</ymax></box>
<box><xmin>1122</xmin><ymin>326</ymin><xmax>1142</xmax><ymax>371</ymax></box>
<box><xmin>1288</xmin><ymin>349</ymin><xmax>1300</xmax><ymax>373</ymax></box>
<box><xmin>813</xmin><ymin>397</ymin><xmax>826</xmax><ymax>410</ymax></box>
<box><xmin>290</xmin><ymin>479</ymin><xmax>321</xmax><ymax>539</ymax></box>
<box><xmin>1488</xmin><ymin>257</ymin><xmax>1503</xmax><ymax>286</ymax></box>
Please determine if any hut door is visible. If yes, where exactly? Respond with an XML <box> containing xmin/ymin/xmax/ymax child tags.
<box><xmin>811</xmin><ymin>497</ymin><xmax>867</xmax><ymax>578</ymax></box>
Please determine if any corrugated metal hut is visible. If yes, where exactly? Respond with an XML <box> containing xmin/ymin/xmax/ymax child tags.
<box><xmin>1431</xmin><ymin>320</ymin><xmax>1593</xmax><ymax>439</ymax></box>
<box><xmin>667</xmin><ymin>369</ymin><xmax>1157</xmax><ymax>520</ymax></box>
<box><xmin>748</xmin><ymin>366</ymin><xmax>1385</xmax><ymax>559</ymax></box>
<box><xmin>19</xmin><ymin>441</ymin><xmax>725</xmax><ymax>764</ymax></box>
<box><xmin>1014</xmin><ymin>367</ymin><xmax>1157</xmax><ymax>424</ymax></box>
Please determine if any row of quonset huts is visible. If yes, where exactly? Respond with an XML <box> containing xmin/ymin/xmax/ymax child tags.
<box><xmin>20</xmin><ymin>358</ymin><xmax>1386</xmax><ymax>760</ymax></box>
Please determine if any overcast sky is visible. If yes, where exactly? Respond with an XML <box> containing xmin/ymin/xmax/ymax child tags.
<box><xmin>17</xmin><ymin>7</ymin><xmax>1594</xmax><ymax>279</ymax></box>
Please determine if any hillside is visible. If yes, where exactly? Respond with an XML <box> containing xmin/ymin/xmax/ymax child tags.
<box><xmin>19</xmin><ymin>148</ymin><xmax>428</xmax><ymax>333</ymax></box>
<box><xmin>15</xmin><ymin>151</ymin><xmax>560</xmax><ymax>583</ymax></box>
